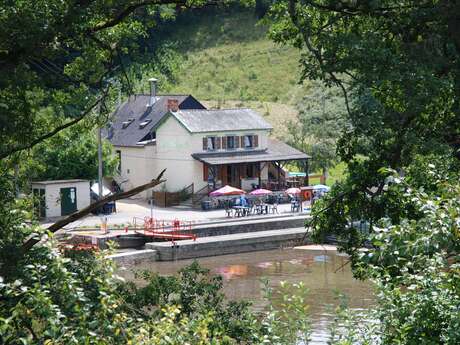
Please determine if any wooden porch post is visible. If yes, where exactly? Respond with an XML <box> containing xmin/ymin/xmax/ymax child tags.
<box><xmin>277</xmin><ymin>161</ymin><xmax>281</xmax><ymax>191</ymax></box>
<box><xmin>258</xmin><ymin>162</ymin><xmax>262</xmax><ymax>189</ymax></box>
<box><xmin>304</xmin><ymin>159</ymin><xmax>309</xmax><ymax>186</ymax></box>
<box><xmin>210</xmin><ymin>165</ymin><xmax>217</xmax><ymax>189</ymax></box>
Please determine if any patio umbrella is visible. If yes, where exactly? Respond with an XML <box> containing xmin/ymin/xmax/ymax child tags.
<box><xmin>210</xmin><ymin>185</ymin><xmax>246</xmax><ymax>197</ymax></box>
<box><xmin>313</xmin><ymin>184</ymin><xmax>330</xmax><ymax>192</ymax></box>
<box><xmin>285</xmin><ymin>187</ymin><xmax>301</xmax><ymax>195</ymax></box>
<box><xmin>91</xmin><ymin>183</ymin><xmax>112</xmax><ymax>197</ymax></box>
<box><xmin>249</xmin><ymin>188</ymin><xmax>272</xmax><ymax>196</ymax></box>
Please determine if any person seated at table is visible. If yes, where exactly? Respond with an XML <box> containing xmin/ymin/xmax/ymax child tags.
<box><xmin>239</xmin><ymin>195</ymin><xmax>248</xmax><ymax>207</ymax></box>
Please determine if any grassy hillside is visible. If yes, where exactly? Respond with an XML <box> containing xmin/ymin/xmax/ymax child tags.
<box><xmin>159</xmin><ymin>9</ymin><xmax>308</xmax><ymax>104</ymax></box>
<box><xmin>132</xmin><ymin>8</ymin><xmax>312</xmax><ymax>138</ymax></box>
<box><xmin>134</xmin><ymin>8</ymin><xmax>346</xmax><ymax>182</ymax></box>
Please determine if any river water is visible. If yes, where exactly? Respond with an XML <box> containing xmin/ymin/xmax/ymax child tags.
<box><xmin>120</xmin><ymin>248</ymin><xmax>374</xmax><ymax>344</ymax></box>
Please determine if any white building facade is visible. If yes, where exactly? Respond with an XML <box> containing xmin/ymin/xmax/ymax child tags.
<box><xmin>107</xmin><ymin>85</ymin><xmax>309</xmax><ymax>200</ymax></box>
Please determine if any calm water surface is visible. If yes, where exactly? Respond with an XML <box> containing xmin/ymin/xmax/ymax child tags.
<box><xmin>120</xmin><ymin>248</ymin><xmax>374</xmax><ymax>344</ymax></box>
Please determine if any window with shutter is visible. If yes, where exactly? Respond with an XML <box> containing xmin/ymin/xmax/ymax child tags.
<box><xmin>243</xmin><ymin>134</ymin><xmax>256</xmax><ymax>148</ymax></box>
<box><xmin>234</xmin><ymin>135</ymin><xmax>240</xmax><ymax>148</ymax></box>
<box><xmin>226</xmin><ymin>136</ymin><xmax>235</xmax><ymax>149</ymax></box>
<box><xmin>216</xmin><ymin>137</ymin><xmax>221</xmax><ymax>149</ymax></box>
<box><xmin>202</xmin><ymin>137</ymin><xmax>207</xmax><ymax>150</ymax></box>
<box><xmin>222</xmin><ymin>136</ymin><xmax>227</xmax><ymax>149</ymax></box>
<box><xmin>254</xmin><ymin>135</ymin><xmax>258</xmax><ymax>147</ymax></box>
<box><xmin>207</xmin><ymin>137</ymin><xmax>216</xmax><ymax>150</ymax></box>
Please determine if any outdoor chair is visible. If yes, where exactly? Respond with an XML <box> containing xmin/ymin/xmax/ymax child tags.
<box><xmin>224</xmin><ymin>200</ymin><xmax>234</xmax><ymax>217</ymax></box>
<box><xmin>270</xmin><ymin>203</ymin><xmax>279</xmax><ymax>214</ymax></box>
<box><xmin>291</xmin><ymin>200</ymin><xmax>300</xmax><ymax>213</ymax></box>
<box><xmin>225</xmin><ymin>207</ymin><xmax>234</xmax><ymax>217</ymax></box>
<box><xmin>234</xmin><ymin>207</ymin><xmax>245</xmax><ymax>217</ymax></box>
<box><xmin>245</xmin><ymin>203</ymin><xmax>254</xmax><ymax>216</ymax></box>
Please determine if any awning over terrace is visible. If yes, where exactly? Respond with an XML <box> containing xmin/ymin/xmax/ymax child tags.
<box><xmin>191</xmin><ymin>138</ymin><xmax>310</xmax><ymax>165</ymax></box>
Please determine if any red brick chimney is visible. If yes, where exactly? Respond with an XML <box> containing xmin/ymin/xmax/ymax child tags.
<box><xmin>167</xmin><ymin>99</ymin><xmax>179</xmax><ymax>112</ymax></box>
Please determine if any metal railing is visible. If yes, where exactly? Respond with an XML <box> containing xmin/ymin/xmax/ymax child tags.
<box><xmin>192</xmin><ymin>184</ymin><xmax>212</xmax><ymax>207</ymax></box>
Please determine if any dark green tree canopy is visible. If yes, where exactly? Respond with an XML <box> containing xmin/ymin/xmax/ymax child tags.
<box><xmin>0</xmin><ymin>0</ymin><xmax>217</xmax><ymax>161</ymax></box>
<box><xmin>21</xmin><ymin>123</ymin><xmax>118</xmax><ymax>182</ymax></box>
<box><xmin>287</xmin><ymin>82</ymin><xmax>347</xmax><ymax>174</ymax></box>
<box><xmin>269</xmin><ymin>0</ymin><xmax>460</xmax><ymax>166</ymax></box>
<box><xmin>267</xmin><ymin>0</ymin><xmax>460</xmax><ymax>250</ymax></box>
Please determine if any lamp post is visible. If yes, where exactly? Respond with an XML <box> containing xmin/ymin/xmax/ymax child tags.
<box><xmin>97</xmin><ymin>104</ymin><xmax>103</xmax><ymax>200</ymax></box>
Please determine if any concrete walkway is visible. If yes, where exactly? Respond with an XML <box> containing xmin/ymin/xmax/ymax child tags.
<box><xmin>41</xmin><ymin>199</ymin><xmax>309</xmax><ymax>230</ymax></box>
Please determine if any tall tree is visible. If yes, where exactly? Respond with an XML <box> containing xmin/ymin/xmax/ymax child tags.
<box><xmin>0</xmin><ymin>0</ymin><xmax>218</xmax><ymax>161</ymax></box>
<box><xmin>287</xmin><ymin>82</ymin><xmax>347</xmax><ymax>178</ymax></box>
<box><xmin>267</xmin><ymin>4</ymin><xmax>460</xmax><ymax>341</ymax></box>
<box><xmin>267</xmin><ymin>0</ymin><xmax>460</xmax><ymax>248</ymax></box>
<box><xmin>20</xmin><ymin>123</ymin><xmax>118</xmax><ymax>183</ymax></box>
<box><xmin>0</xmin><ymin>0</ymin><xmax>228</xmax><ymax>265</ymax></box>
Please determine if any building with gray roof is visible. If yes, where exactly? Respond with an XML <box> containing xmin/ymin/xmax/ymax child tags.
<box><xmin>108</xmin><ymin>79</ymin><xmax>310</xmax><ymax>200</ymax></box>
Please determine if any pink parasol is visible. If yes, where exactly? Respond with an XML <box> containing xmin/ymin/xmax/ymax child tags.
<box><xmin>249</xmin><ymin>188</ymin><xmax>272</xmax><ymax>196</ymax></box>
<box><xmin>285</xmin><ymin>187</ymin><xmax>301</xmax><ymax>195</ymax></box>
<box><xmin>210</xmin><ymin>185</ymin><xmax>246</xmax><ymax>197</ymax></box>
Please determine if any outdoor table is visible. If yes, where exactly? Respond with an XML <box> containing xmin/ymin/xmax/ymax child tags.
<box><xmin>233</xmin><ymin>206</ymin><xmax>250</xmax><ymax>217</ymax></box>
<box><xmin>255</xmin><ymin>204</ymin><xmax>269</xmax><ymax>215</ymax></box>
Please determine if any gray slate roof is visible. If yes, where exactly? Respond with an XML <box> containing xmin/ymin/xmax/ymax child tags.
<box><xmin>107</xmin><ymin>94</ymin><xmax>205</xmax><ymax>147</ymax></box>
<box><xmin>32</xmin><ymin>179</ymin><xmax>89</xmax><ymax>185</ymax></box>
<box><xmin>172</xmin><ymin>108</ymin><xmax>273</xmax><ymax>133</ymax></box>
<box><xmin>192</xmin><ymin>138</ymin><xmax>310</xmax><ymax>165</ymax></box>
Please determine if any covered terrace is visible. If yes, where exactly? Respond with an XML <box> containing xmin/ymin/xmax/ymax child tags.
<box><xmin>192</xmin><ymin>139</ymin><xmax>311</xmax><ymax>192</ymax></box>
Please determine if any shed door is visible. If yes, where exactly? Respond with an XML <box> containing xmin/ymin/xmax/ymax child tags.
<box><xmin>60</xmin><ymin>187</ymin><xmax>77</xmax><ymax>216</ymax></box>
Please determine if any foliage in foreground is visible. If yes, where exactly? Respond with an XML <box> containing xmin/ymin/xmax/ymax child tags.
<box><xmin>2</xmin><ymin>166</ymin><xmax>460</xmax><ymax>344</ymax></box>
<box><xmin>0</xmin><ymin>170</ymin><xmax>312</xmax><ymax>344</ymax></box>
<box><xmin>320</xmin><ymin>166</ymin><xmax>460</xmax><ymax>345</ymax></box>
<box><xmin>0</xmin><ymin>245</ymin><xmax>313</xmax><ymax>344</ymax></box>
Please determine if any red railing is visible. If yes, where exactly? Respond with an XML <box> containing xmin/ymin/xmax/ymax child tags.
<box><xmin>134</xmin><ymin>217</ymin><xmax>197</xmax><ymax>243</ymax></box>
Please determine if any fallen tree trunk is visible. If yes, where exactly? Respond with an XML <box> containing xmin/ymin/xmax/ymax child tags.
<box><xmin>21</xmin><ymin>169</ymin><xmax>166</xmax><ymax>252</ymax></box>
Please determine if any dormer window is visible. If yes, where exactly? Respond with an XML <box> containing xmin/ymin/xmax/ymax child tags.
<box><xmin>122</xmin><ymin>118</ymin><xmax>134</xmax><ymax>129</ymax></box>
<box><xmin>139</xmin><ymin>119</ymin><xmax>151</xmax><ymax>129</ymax></box>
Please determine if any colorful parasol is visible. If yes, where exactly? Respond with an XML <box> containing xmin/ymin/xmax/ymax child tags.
<box><xmin>210</xmin><ymin>185</ymin><xmax>246</xmax><ymax>197</ymax></box>
<box><xmin>285</xmin><ymin>187</ymin><xmax>301</xmax><ymax>195</ymax></box>
<box><xmin>249</xmin><ymin>188</ymin><xmax>272</xmax><ymax>196</ymax></box>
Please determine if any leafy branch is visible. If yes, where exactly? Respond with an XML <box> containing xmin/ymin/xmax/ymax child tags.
<box><xmin>0</xmin><ymin>89</ymin><xmax>110</xmax><ymax>160</ymax></box>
